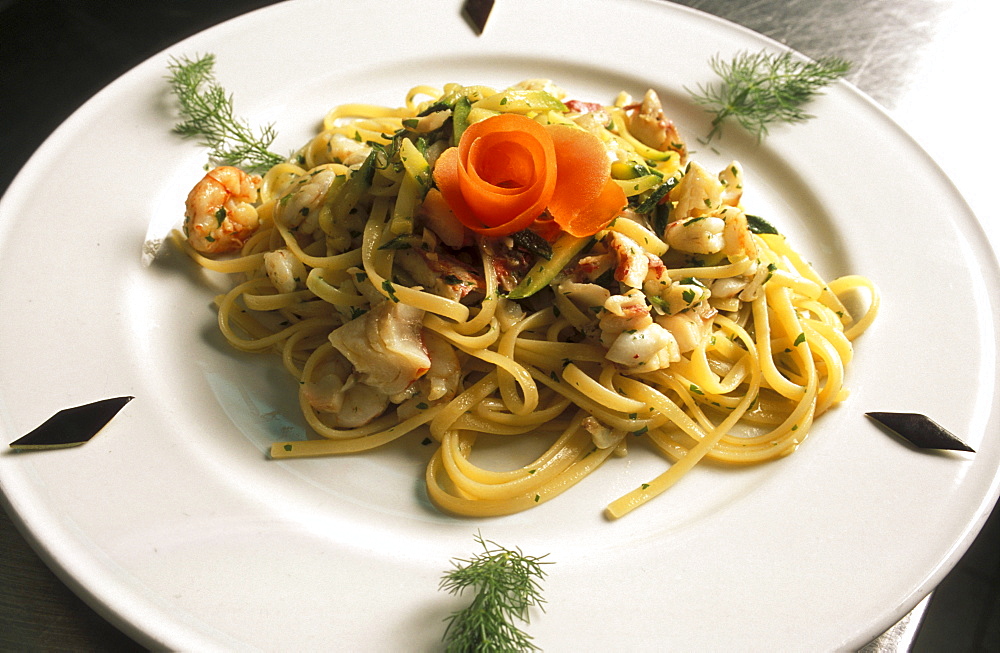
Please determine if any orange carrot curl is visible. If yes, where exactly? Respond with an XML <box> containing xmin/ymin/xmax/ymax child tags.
<box><xmin>433</xmin><ymin>114</ymin><xmax>626</xmax><ymax>238</ymax></box>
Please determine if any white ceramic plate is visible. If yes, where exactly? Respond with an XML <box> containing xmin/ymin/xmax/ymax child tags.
<box><xmin>1</xmin><ymin>0</ymin><xmax>998</xmax><ymax>650</ymax></box>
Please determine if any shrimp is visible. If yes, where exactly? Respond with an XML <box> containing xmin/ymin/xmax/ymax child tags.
<box><xmin>566</xmin><ymin>252</ymin><xmax>614</xmax><ymax>283</ymax></box>
<box><xmin>598</xmin><ymin>288</ymin><xmax>680</xmax><ymax>370</ymax></box>
<box><xmin>183</xmin><ymin>166</ymin><xmax>262</xmax><ymax>254</ymax></box>
<box><xmin>599</xmin><ymin>289</ymin><xmax>653</xmax><ymax>347</ymax></box>
<box><xmin>668</xmin><ymin>161</ymin><xmax>724</xmax><ymax>223</ymax></box>
<box><xmin>719</xmin><ymin>161</ymin><xmax>744</xmax><ymax>207</ymax></box>
<box><xmin>606</xmin><ymin>231</ymin><xmax>665</xmax><ymax>289</ymax></box>
<box><xmin>666</xmin><ymin>216</ymin><xmax>726</xmax><ymax>254</ymax></box>
<box><xmin>263</xmin><ymin>248</ymin><xmax>307</xmax><ymax>293</ymax></box>
<box><xmin>325</xmin><ymin>133</ymin><xmax>372</xmax><ymax>168</ymax></box>
<box><xmin>720</xmin><ymin>207</ymin><xmax>758</xmax><ymax>260</ymax></box>
<box><xmin>627</xmin><ymin>89</ymin><xmax>687</xmax><ymax>161</ymax></box>
<box><xmin>656</xmin><ymin>309</ymin><xmax>715</xmax><ymax>354</ymax></box>
<box><xmin>657</xmin><ymin>278</ymin><xmax>712</xmax><ymax>315</ymax></box>
<box><xmin>708</xmin><ymin>258</ymin><xmax>771</xmax><ymax>311</ymax></box>
<box><xmin>275</xmin><ymin>168</ymin><xmax>338</xmax><ymax>235</ymax></box>
<box><xmin>605</xmin><ymin>321</ymin><xmax>680</xmax><ymax>372</ymax></box>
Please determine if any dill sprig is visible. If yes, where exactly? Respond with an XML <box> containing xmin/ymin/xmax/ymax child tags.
<box><xmin>440</xmin><ymin>533</ymin><xmax>552</xmax><ymax>653</ymax></box>
<box><xmin>687</xmin><ymin>50</ymin><xmax>851</xmax><ymax>142</ymax></box>
<box><xmin>166</xmin><ymin>53</ymin><xmax>285</xmax><ymax>171</ymax></box>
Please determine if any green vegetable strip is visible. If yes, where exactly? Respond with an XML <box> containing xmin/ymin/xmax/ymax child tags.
<box><xmin>389</xmin><ymin>138</ymin><xmax>431</xmax><ymax>235</ymax></box>
<box><xmin>318</xmin><ymin>149</ymin><xmax>378</xmax><ymax>236</ymax></box>
<box><xmin>506</xmin><ymin>233</ymin><xmax>596</xmax><ymax>300</ymax></box>
<box><xmin>452</xmin><ymin>96</ymin><xmax>473</xmax><ymax>145</ymax></box>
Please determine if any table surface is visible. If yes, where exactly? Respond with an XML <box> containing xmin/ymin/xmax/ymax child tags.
<box><xmin>1</xmin><ymin>0</ymin><xmax>998</xmax><ymax>650</ymax></box>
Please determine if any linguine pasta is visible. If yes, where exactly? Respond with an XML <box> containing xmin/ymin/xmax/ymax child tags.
<box><xmin>174</xmin><ymin>80</ymin><xmax>878</xmax><ymax>519</ymax></box>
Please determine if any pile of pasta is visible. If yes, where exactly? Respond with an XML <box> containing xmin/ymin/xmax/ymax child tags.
<box><xmin>176</xmin><ymin>80</ymin><xmax>877</xmax><ymax>519</ymax></box>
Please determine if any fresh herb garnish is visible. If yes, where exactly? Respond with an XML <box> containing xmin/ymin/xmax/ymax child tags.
<box><xmin>687</xmin><ymin>50</ymin><xmax>851</xmax><ymax>142</ymax></box>
<box><xmin>167</xmin><ymin>53</ymin><xmax>285</xmax><ymax>171</ymax></box>
<box><xmin>440</xmin><ymin>533</ymin><xmax>551</xmax><ymax>652</ymax></box>
<box><xmin>745</xmin><ymin>213</ymin><xmax>780</xmax><ymax>235</ymax></box>
<box><xmin>381</xmin><ymin>279</ymin><xmax>400</xmax><ymax>302</ymax></box>
<box><xmin>378</xmin><ymin>233</ymin><xmax>417</xmax><ymax>250</ymax></box>
<box><xmin>512</xmin><ymin>228</ymin><xmax>553</xmax><ymax>261</ymax></box>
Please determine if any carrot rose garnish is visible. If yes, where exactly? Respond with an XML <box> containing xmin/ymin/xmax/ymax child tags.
<box><xmin>545</xmin><ymin>124</ymin><xmax>629</xmax><ymax>237</ymax></box>
<box><xmin>433</xmin><ymin>113</ymin><xmax>626</xmax><ymax>238</ymax></box>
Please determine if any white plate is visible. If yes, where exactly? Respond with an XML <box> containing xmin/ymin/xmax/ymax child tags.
<box><xmin>1</xmin><ymin>0</ymin><xmax>998</xmax><ymax>650</ymax></box>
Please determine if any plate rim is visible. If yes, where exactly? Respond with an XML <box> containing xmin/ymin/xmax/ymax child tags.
<box><xmin>1</xmin><ymin>0</ymin><xmax>999</xmax><ymax>650</ymax></box>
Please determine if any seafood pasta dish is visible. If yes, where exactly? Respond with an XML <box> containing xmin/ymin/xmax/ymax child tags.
<box><xmin>174</xmin><ymin>79</ymin><xmax>877</xmax><ymax>519</ymax></box>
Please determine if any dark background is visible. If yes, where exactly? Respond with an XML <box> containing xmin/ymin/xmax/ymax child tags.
<box><xmin>0</xmin><ymin>0</ymin><xmax>280</xmax><ymax>196</ymax></box>
<box><xmin>1</xmin><ymin>1</ymin><xmax>997</xmax><ymax>650</ymax></box>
